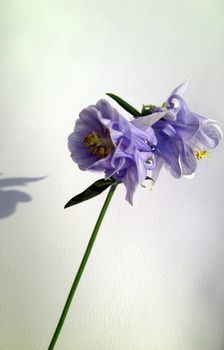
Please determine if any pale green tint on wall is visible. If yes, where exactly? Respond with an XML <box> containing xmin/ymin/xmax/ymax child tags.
<box><xmin>0</xmin><ymin>1</ymin><xmax>224</xmax><ymax>349</ymax></box>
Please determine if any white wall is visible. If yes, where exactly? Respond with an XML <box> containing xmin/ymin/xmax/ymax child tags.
<box><xmin>0</xmin><ymin>1</ymin><xmax>224</xmax><ymax>349</ymax></box>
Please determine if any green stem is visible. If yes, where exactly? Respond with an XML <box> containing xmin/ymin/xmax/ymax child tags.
<box><xmin>48</xmin><ymin>183</ymin><xmax>117</xmax><ymax>350</ymax></box>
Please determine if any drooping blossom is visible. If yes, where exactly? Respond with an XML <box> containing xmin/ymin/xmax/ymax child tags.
<box><xmin>68</xmin><ymin>99</ymin><xmax>158</xmax><ymax>204</ymax></box>
<box><xmin>132</xmin><ymin>81</ymin><xmax>222</xmax><ymax>181</ymax></box>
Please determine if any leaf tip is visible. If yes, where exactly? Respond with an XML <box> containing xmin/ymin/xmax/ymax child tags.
<box><xmin>64</xmin><ymin>202</ymin><xmax>70</xmax><ymax>209</ymax></box>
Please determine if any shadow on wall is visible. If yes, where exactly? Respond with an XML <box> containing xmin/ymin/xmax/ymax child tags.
<box><xmin>0</xmin><ymin>176</ymin><xmax>46</xmax><ymax>219</ymax></box>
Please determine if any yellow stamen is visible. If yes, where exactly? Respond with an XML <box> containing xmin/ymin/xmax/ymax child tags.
<box><xmin>83</xmin><ymin>132</ymin><xmax>100</xmax><ymax>147</ymax></box>
<box><xmin>195</xmin><ymin>150</ymin><xmax>210</xmax><ymax>160</ymax></box>
<box><xmin>83</xmin><ymin>130</ymin><xmax>114</xmax><ymax>158</ymax></box>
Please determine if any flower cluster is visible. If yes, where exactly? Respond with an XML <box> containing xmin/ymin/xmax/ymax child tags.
<box><xmin>133</xmin><ymin>81</ymin><xmax>222</xmax><ymax>181</ymax></box>
<box><xmin>68</xmin><ymin>100</ymin><xmax>157</xmax><ymax>204</ymax></box>
<box><xmin>68</xmin><ymin>82</ymin><xmax>222</xmax><ymax>204</ymax></box>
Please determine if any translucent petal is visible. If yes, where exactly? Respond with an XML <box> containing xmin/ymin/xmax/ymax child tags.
<box><xmin>171</xmin><ymin>79</ymin><xmax>189</xmax><ymax>97</ymax></box>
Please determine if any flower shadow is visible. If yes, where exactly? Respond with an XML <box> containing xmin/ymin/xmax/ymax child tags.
<box><xmin>0</xmin><ymin>176</ymin><xmax>46</xmax><ymax>219</ymax></box>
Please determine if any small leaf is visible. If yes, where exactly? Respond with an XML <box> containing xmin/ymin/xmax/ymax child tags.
<box><xmin>64</xmin><ymin>178</ymin><xmax>115</xmax><ymax>208</ymax></box>
<box><xmin>106</xmin><ymin>93</ymin><xmax>141</xmax><ymax>117</ymax></box>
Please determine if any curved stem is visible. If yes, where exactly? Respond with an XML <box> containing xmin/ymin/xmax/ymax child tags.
<box><xmin>48</xmin><ymin>183</ymin><xmax>117</xmax><ymax>349</ymax></box>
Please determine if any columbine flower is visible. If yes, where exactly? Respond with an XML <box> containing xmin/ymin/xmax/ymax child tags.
<box><xmin>49</xmin><ymin>84</ymin><xmax>222</xmax><ymax>350</ymax></box>
<box><xmin>133</xmin><ymin>81</ymin><xmax>222</xmax><ymax>181</ymax></box>
<box><xmin>68</xmin><ymin>99</ymin><xmax>157</xmax><ymax>204</ymax></box>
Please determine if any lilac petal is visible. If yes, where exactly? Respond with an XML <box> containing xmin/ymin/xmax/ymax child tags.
<box><xmin>156</xmin><ymin>139</ymin><xmax>181</xmax><ymax>178</ymax></box>
<box><xmin>122</xmin><ymin>150</ymin><xmax>149</xmax><ymax>205</ymax></box>
<box><xmin>96</xmin><ymin>100</ymin><xmax>113</xmax><ymax>121</ymax></box>
<box><xmin>87</xmin><ymin>155</ymin><xmax>113</xmax><ymax>172</ymax></box>
<box><xmin>179</xmin><ymin>143</ymin><xmax>197</xmax><ymax>175</ymax></box>
<box><xmin>109</xmin><ymin>126</ymin><xmax>123</xmax><ymax>144</ymax></box>
<box><xmin>190</xmin><ymin>119</ymin><xmax>223</xmax><ymax>150</ymax></box>
<box><xmin>110</xmin><ymin>118</ymin><xmax>132</xmax><ymax>144</ymax></box>
<box><xmin>96</xmin><ymin>99</ymin><xmax>117</xmax><ymax>122</ymax></box>
<box><xmin>104</xmin><ymin>158</ymin><xmax>126</xmax><ymax>179</ymax></box>
<box><xmin>122</xmin><ymin>128</ymin><xmax>134</xmax><ymax>154</ymax></box>
<box><xmin>68</xmin><ymin>132</ymin><xmax>98</xmax><ymax>170</ymax></box>
<box><xmin>160</xmin><ymin>123</ymin><xmax>176</xmax><ymax>137</ymax></box>
<box><xmin>69</xmin><ymin>149</ymin><xmax>99</xmax><ymax>171</ymax></box>
<box><xmin>132</xmin><ymin>125</ymin><xmax>158</xmax><ymax>149</ymax></box>
<box><xmin>69</xmin><ymin>120</ymin><xmax>93</xmax><ymax>146</ymax></box>
<box><xmin>134</xmin><ymin>151</ymin><xmax>148</xmax><ymax>183</ymax></box>
<box><xmin>172</xmin><ymin>114</ymin><xmax>200</xmax><ymax>141</ymax></box>
<box><xmin>105</xmin><ymin>143</ymin><xmax>133</xmax><ymax>178</ymax></box>
<box><xmin>163</xmin><ymin>109</ymin><xmax>177</xmax><ymax>121</ymax></box>
<box><xmin>154</xmin><ymin>114</ymin><xmax>200</xmax><ymax>141</ymax></box>
<box><xmin>171</xmin><ymin>80</ymin><xmax>189</xmax><ymax>97</ymax></box>
<box><xmin>73</xmin><ymin>155</ymin><xmax>98</xmax><ymax>171</ymax></box>
<box><xmin>110</xmin><ymin>141</ymin><xmax>132</xmax><ymax>168</ymax></box>
<box><xmin>79</xmin><ymin>107</ymin><xmax>103</xmax><ymax>130</ymax></box>
<box><xmin>131</xmin><ymin>112</ymin><xmax>167</xmax><ymax>129</ymax></box>
<box><xmin>122</xmin><ymin>165</ymin><xmax>139</xmax><ymax>205</ymax></box>
<box><xmin>166</xmin><ymin>95</ymin><xmax>189</xmax><ymax>124</ymax></box>
<box><xmin>151</xmin><ymin>156</ymin><xmax>164</xmax><ymax>182</ymax></box>
<box><xmin>148</xmin><ymin>83</ymin><xmax>222</xmax><ymax>183</ymax></box>
<box><xmin>138</xmin><ymin>151</ymin><xmax>154</xmax><ymax>164</ymax></box>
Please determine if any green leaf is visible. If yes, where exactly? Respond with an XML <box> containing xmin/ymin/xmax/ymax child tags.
<box><xmin>106</xmin><ymin>93</ymin><xmax>141</xmax><ymax>117</ymax></box>
<box><xmin>64</xmin><ymin>178</ymin><xmax>116</xmax><ymax>208</ymax></box>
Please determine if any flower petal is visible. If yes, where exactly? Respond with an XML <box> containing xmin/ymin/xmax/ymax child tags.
<box><xmin>190</xmin><ymin>119</ymin><xmax>223</xmax><ymax>150</ymax></box>
<box><xmin>159</xmin><ymin>123</ymin><xmax>176</xmax><ymax>137</ymax></box>
<box><xmin>151</xmin><ymin>156</ymin><xmax>164</xmax><ymax>182</ymax></box>
<box><xmin>156</xmin><ymin>138</ymin><xmax>181</xmax><ymax>178</ymax></box>
<box><xmin>131</xmin><ymin>111</ymin><xmax>167</xmax><ymax>128</ymax></box>
<box><xmin>171</xmin><ymin>79</ymin><xmax>189</xmax><ymax>97</ymax></box>
<box><xmin>179</xmin><ymin>143</ymin><xmax>197</xmax><ymax>175</ymax></box>
<box><xmin>79</xmin><ymin>107</ymin><xmax>103</xmax><ymax>130</ymax></box>
<box><xmin>122</xmin><ymin>165</ymin><xmax>139</xmax><ymax>205</ymax></box>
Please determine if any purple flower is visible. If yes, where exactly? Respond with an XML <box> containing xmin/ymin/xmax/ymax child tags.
<box><xmin>133</xmin><ymin>81</ymin><xmax>222</xmax><ymax>181</ymax></box>
<box><xmin>68</xmin><ymin>99</ymin><xmax>157</xmax><ymax>204</ymax></box>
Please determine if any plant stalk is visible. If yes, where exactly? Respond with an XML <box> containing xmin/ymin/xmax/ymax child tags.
<box><xmin>48</xmin><ymin>183</ymin><xmax>117</xmax><ymax>349</ymax></box>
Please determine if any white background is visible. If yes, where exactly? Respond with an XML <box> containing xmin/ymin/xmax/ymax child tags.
<box><xmin>1</xmin><ymin>1</ymin><xmax>224</xmax><ymax>349</ymax></box>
